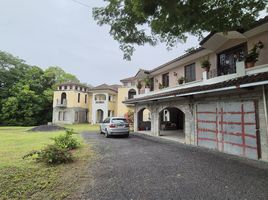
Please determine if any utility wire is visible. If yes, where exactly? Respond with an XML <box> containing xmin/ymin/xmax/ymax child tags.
<box><xmin>70</xmin><ymin>0</ymin><xmax>91</xmax><ymax>8</ymax></box>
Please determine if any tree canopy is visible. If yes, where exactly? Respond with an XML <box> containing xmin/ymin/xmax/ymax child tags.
<box><xmin>0</xmin><ymin>51</ymin><xmax>79</xmax><ymax>126</ymax></box>
<box><xmin>93</xmin><ymin>0</ymin><xmax>268</xmax><ymax>60</ymax></box>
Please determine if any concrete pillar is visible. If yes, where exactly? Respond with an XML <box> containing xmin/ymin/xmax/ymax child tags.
<box><xmin>134</xmin><ymin>108</ymin><xmax>138</xmax><ymax>132</ymax></box>
<box><xmin>236</xmin><ymin>61</ymin><xmax>246</xmax><ymax>77</ymax></box>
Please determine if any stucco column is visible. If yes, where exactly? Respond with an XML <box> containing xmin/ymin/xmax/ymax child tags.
<box><xmin>134</xmin><ymin>108</ymin><xmax>138</xmax><ymax>132</ymax></box>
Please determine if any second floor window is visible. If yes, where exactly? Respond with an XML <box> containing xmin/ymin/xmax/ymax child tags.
<box><xmin>85</xmin><ymin>95</ymin><xmax>87</xmax><ymax>103</ymax></box>
<box><xmin>162</xmin><ymin>73</ymin><xmax>169</xmax><ymax>88</ymax></box>
<box><xmin>78</xmin><ymin>93</ymin><xmax>80</xmax><ymax>103</ymax></box>
<box><xmin>185</xmin><ymin>63</ymin><xmax>196</xmax><ymax>83</ymax></box>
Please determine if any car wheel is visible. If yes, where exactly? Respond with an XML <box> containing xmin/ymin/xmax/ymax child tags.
<box><xmin>105</xmin><ymin>131</ymin><xmax>110</xmax><ymax>138</ymax></box>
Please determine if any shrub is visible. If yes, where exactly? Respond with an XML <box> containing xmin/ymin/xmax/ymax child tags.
<box><xmin>52</xmin><ymin>129</ymin><xmax>80</xmax><ymax>150</ymax></box>
<box><xmin>23</xmin><ymin>144</ymin><xmax>73</xmax><ymax>164</ymax></box>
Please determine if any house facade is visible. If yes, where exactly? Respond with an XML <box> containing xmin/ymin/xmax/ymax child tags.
<box><xmin>52</xmin><ymin>83</ymin><xmax>137</xmax><ymax>124</ymax></box>
<box><xmin>123</xmin><ymin>17</ymin><xmax>268</xmax><ymax>161</ymax></box>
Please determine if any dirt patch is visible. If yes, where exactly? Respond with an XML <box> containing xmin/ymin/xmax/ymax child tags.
<box><xmin>29</xmin><ymin>125</ymin><xmax>66</xmax><ymax>132</ymax></box>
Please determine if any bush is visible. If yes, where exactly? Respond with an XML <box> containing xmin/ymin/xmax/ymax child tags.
<box><xmin>23</xmin><ymin>144</ymin><xmax>73</xmax><ymax>164</ymax></box>
<box><xmin>52</xmin><ymin>129</ymin><xmax>80</xmax><ymax>150</ymax></box>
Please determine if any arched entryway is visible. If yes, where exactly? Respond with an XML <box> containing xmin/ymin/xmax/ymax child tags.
<box><xmin>96</xmin><ymin>109</ymin><xmax>104</xmax><ymax>123</ymax></box>
<box><xmin>61</xmin><ymin>92</ymin><xmax>67</xmax><ymax>104</ymax></box>
<box><xmin>128</xmin><ymin>89</ymin><xmax>136</xmax><ymax>99</ymax></box>
<box><xmin>159</xmin><ymin>107</ymin><xmax>185</xmax><ymax>141</ymax></box>
<box><xmin>137</xmin><ymin>108</ymin><xmax>151</xmax><ymax>131</ymax></box>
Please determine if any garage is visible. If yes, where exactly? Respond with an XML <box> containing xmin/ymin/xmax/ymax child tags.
<box><xmin>196</xmin><ymin>101</ymin><xmax>260</xmax><ymax>159</ymax></box>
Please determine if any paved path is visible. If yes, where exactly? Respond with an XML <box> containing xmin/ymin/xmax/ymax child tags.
<box><xmin>80</xmin><ymin>132</ymin><xmax>268</xmax><ymax>200</ymax></box>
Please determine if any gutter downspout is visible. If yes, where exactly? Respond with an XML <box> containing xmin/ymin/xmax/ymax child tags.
<box><xmin>262</xmin><ymin>85</ymin><xmax>268</xmax><ymax>145</ymax></box>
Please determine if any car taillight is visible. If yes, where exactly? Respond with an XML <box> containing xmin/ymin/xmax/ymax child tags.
<box><xmin>125</xmin><ymin>124</ymin><xmax>129</xmax><ymax>127</ymax></box>
<box><xmin>109</xmin><ymin>124</ymin><xmax>116</xmax><ymax>128</ymax></box>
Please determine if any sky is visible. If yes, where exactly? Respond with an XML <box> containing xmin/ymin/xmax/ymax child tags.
<box><xmin>0</xmin><ymin>0</ymin><xmax>200</xmax><ymax>86</ymax></box>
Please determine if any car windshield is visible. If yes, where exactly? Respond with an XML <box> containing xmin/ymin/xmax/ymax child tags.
<box><xmin>111</xmin><ymin>118</ymin><xmax>128</xmax><ymax>124</ymax></box>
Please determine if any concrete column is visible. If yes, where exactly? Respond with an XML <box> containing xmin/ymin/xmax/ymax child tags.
<box><xmin>236</xmin><ymin>61</ymin><xmax>246</xmax><ymax>77</ymax></box>
<box><xmin>134</xmin><ymin>108</ymin><xmax>138</xmax><ymax>132</ymax></box>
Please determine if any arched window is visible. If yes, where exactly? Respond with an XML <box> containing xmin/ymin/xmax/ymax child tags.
<box><xmin>61</xmin><ymin>93</ymin><xmax>67</xmax><ymax>104</ymax></box>
<box><xmin>128</xmin><ymin>89</ymin><xmax>136</xmax><ymax>99</ymax></box>
<box><xmin>163</xmin><ymin>109</ymin><xmax>170</xmax><ymax>122</ymax></box>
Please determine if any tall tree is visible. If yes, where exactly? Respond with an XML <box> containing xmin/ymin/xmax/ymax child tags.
<box><xmin>93</xmin><ymin>0</ymin><xmax>268</xmax><ymax>60</ymax></box>
<box><xmin>0</xmin><ymin>51</ymin><xmax>80</xmax><ymax>126</ymax></box>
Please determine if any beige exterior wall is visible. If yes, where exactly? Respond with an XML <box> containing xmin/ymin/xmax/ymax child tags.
<box><xmin>53</xmin><ymin>90</ymin><xmax>89</xmax><ymax>109</ymax></box>
<box><xmin>117</xmin><ymin>87</ymin><xmax>136</xmax><ymax>117</ymax></box>
<box><xmin>87</xmin><ymin>94</ymin><xmax>93</xmax><ymax>123</ymax></box>
<box><xmin>247</xmin><ymin>31</ymin><xmax>268</xmax><ymax>66</ymax></box>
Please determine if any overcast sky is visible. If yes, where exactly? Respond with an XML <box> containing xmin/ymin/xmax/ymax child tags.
<box><xmin>0</xmin><ymin>0</ymin><xmax>200</xmax><ymax>86</ymax></box>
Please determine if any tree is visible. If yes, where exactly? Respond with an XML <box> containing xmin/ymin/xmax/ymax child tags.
<box><xmin>93</xmin><ymin>0</ymin><xmax>268</xmax><ymax>60</ymax></box>
<box><xmin>44</xmin><ymin>66</ymin><xmax>79</xmax><ymax>89</ymax></box>
<box><xmin>0</xmin><ymin>51</ymin><xmax>80</xmax><ymax>126</ymax></box>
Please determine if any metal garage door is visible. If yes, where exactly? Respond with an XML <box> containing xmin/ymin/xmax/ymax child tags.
<box><xmin>197</xmin><ymin>101</ymin><xmax>260</xmax><ymax>159</ymax></box>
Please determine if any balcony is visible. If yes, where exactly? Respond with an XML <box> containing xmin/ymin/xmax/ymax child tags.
<box><xmin>133</xmin><ymin>62</ymin><xmax>268</xmax><ymax>99</ymax></box>
<box><xmin>95</xmin><ymin>100</ymin><xmax>106</xmax><ymax>104</ymax></box>
<box><xmin>56</xmin><ymin>99</ymin><xmax>67</xmax><ymax>108</ymax></box>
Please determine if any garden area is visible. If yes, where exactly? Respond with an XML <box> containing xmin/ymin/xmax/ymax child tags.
<box><xmin>0</xmin><ymin>124</ymin><xmax>99</xmax><ymax>200</ymax></box>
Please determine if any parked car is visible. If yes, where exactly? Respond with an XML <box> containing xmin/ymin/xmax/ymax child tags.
<box><xmin>100</xmin><ymin>117</ymin><xmax>130</xmax><ymax>138</ymax></box>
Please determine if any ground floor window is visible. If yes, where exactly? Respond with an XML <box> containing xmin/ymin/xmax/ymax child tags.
<box><xmin>58</xmin><ymin>112</ymin><xmax>61</xmax><ymax>121</ymax></box>
<box><xmin>75</xmin><ymin>112</ymin><xmax>79</xmax><ymax>122</ymax></box>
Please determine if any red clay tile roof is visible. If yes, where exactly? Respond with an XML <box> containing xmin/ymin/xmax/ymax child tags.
<box><xmin>124</xmin><ymin>72</ymin><xmax>268</xmax><ymax>104</ymax></box>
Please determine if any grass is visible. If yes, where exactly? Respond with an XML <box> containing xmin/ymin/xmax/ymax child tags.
<box><xmin>65</xmin><ymin>123</ymin><xmax>100</xmax><ymax>133</ymax></box>
<box><xmin>0</xmin><ymin>124</ymin><xmax>99</xmax><ymax>200</ymax></box>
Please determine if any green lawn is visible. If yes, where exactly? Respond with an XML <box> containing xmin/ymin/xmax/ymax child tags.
<box><xmin>0</xmin><ymin>124</ymin><xmax>98</xmax><ymax>200</ymax></box>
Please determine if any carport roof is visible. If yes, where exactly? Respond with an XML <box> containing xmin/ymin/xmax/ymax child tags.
<box><xmin>123</xmin><ymin>72</ymin><xmax>268</xmax><ymax>104</ymax></box>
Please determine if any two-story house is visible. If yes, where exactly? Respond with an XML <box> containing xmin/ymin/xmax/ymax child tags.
<box><xmin>123</xmin><ymin>16</ymin><xmax>268</xmax><ymax>161</ymax></box>
<box><xmin>52</xmin><ymin>82</ymin><xmax>137</xmax><ymax>124</ymax></box>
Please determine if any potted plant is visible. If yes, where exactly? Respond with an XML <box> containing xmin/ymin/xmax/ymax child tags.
<box><xmin>158</xmin><ymin>83</ymin><xmax>164</xmax><ymax>89</ymax></box>
<box><xmin>178</xmin><ymin>77</ymin><xmax>185</xmax><ymax>85</ymax></box>
<box><xmin>245</xmin><ymin>41</ymin><xmax>264</xmax><ymax>68</ymax></box>
<box><xmin>144</xmin><ymin>77</ymin><xmax>150</xmax><ymax>87</ymax></box>
<box><xmin>201</xmin><ymin>58</ymin><xmax>211</xmax><ymax>72</ymax></box>
<box><xmin>136</xmin><ymin>81</ymin><xmax>142</xmax><ymax>94</ymax></box>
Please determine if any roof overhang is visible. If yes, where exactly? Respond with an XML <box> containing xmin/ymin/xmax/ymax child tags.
<box><xmin>201</xmin><ymin>31</ymin><xmax>246</xmax><ymax>51</ymax></box>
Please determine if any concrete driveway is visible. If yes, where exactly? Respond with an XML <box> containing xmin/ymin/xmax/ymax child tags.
<box><xmin>79</xmin><ymin>132</ymin><xmax>268</xmax><ymax>200</ymax></box>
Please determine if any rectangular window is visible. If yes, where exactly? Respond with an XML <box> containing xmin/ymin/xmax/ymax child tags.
<box><xmin>162</xmin><ymin>73</ymin><xmax>169</xmax><ymax>88</ymax></box>
<box><xmin>78</xmin><ymin>93</ymin><xmax>80</xmax><ymax>103</ymax></box>
<box><xmin>63</xmin><ymin>112</ymin><xmax>66</xmax><ymax>121</ymax></box>
<box><xmin>108</xmin><ymin>96</ymin><xmax>112</xmax><ymax>101</ymax></box>
<box><xmin>75</xmin><ymin>112</ymin><xmax>78</xmax><ymax>122</ymax></box>
<box><xmin>64</xmin><ymin>86</ymin><xmax>67</xmax><ymax>90</ymax></box>
<box><xmin>58</xmin><ymin>112</ymin><xmax>61</xmax><ymax>121</ymax></box>
<box><xmin>150</xmin><ymin>78</ymin><xmax>154</xmax><ymax>91</ymax></box>
<box><xmin>85</xmin><ymin>94</ymin><xmax>87</xmax><ymax>103</ymax></box>
<box><xmin>184</xmin><ymin>63</ymin><xmax>196</xmax><ymax>83</ymax></box>
<box><xmin>217</xmin><ymin>43</ymin><xmax>247</xmax><ymax>76</ymax></box>
<box><xmin>108</xmin><ymin>110</ymin><xmax>111</xmax><ymax>117</ymax></box>
<box><xmin>70</xmin><ymin>86</ymin><xmax>73</xmax><ymax>90</ymax></box>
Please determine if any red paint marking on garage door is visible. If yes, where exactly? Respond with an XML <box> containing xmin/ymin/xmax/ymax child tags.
<box><xmin>196</xmin><ymin>101</ymin><xmax>259</xmax><ymax>159</ymax></box>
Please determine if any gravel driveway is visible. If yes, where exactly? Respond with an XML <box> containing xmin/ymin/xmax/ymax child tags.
<box><xmin>79</xmin><ymin>132</ymin><xmax>268</xmax><ymax>200</ymax></box>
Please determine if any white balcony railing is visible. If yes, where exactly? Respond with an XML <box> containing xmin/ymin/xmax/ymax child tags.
<box><xmin>95</xmin><ymin>100</ymin><xmax>105</xmax><ymax>104</ymax></box>
<box><xmin>133</xmin><ymin>62</ymin><xmax>268</xmax><ymax>99</ymax></box>
<box><xmin>56</xmin><ymin>99</ymin><xmax>67</xmax><ymax>107</ymax></box>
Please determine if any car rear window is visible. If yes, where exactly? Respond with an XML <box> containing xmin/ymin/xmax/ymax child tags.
<box><xmin>111</xmin><ymin>118</ymin><xmax>128</xmax><ymax>124</ymax></box>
